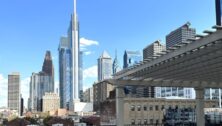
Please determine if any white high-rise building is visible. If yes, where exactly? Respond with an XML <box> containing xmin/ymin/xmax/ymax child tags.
<box><xmin>67</xmin><ymin>0</ymin><xmax>80</xmax><ymax>111</ymax></box>
<box><xmin>98</xmin><ymin>51</ymin><xmax>113</xmax><ymax>81</ymax></box>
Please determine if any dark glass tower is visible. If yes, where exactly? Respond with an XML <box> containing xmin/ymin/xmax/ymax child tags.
<box><xmin>216</xmin><ymin>0</ymin><xmax>222</xmax><ymax>25</ymax></box>
<box><xmin>42</xmin><ymin>51</ymin><xmax>54</xmax><ymax>77</ymax></box>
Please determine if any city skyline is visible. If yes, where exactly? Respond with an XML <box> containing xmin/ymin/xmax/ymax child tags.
<box><xmin>0</xmin><ymin>0</ymin><xmax>216</xmax><ymax>107</ymax></box>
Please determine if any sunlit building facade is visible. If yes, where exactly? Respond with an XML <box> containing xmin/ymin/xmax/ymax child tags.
<box><xmin>98</xmin><ymin>51</ymin><xmax>112</xmax><ymax>81</ymax></box>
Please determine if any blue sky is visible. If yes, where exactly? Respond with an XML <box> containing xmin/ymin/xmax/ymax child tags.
<box><xmin>0</xmin><ymin>0</ymin><xmax>216</xmax><ymax>107</ymax></box>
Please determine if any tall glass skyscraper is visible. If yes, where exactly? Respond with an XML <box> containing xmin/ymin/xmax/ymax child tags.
<box><xmin>98</xmin><ymin>51</ymin><xmax>112</xmax><ymax>81</ymax></box>
<box><xmin>216</xmin><ymin>0</ymin><xmax>222</xmax><ymax>25</ymax></box>
<box><xmin>79</xmin><ymin>51</ymin><xmax>83</xmax><ymax>101</ymax></box>
<box><xmin>112</xmin><ymin>50</ymin><xmax>120</xmax><ymax>74</ymax></box>
<box><xmin>29</xmin><ymin>51</ymin><xmax>54</xmax><ymax>111</ymax></box>
<box><xmin>58</xmin><ymin>37</ymin><xmax>72</xmax><ymax>109</ymax></box>
<box><xmin>58</xmin><ymin>0</ymin><xmax>83</xmax><ymax>110</ymax></box>
<box><xmin>123</xmin><ymin>50</ymin><xmax>142</xmax><ymax>69</ymax></box>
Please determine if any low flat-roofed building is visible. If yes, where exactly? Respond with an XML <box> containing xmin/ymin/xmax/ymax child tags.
<box><xmin>43</xmin><ymin>92</ymin><xmax>60</xmax><ymax>112</ymax></box>
<box><xmin>100</xmin><ymin>98</ymin><xmax>218</xmax><ymax>125</ymax></box>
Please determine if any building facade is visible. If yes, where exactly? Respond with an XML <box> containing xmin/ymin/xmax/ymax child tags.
<box><xmin>79</xmin><ymin>51</ymin><xmax>83</xmax><ymax>102</ymax></box>
<box><xmin>100</xmin><ymin>98</ymin><xmax>218</xmax><ymax>125</ymax></box>
<box><xmin>8</xmin><ymin>72</ymin><xmax>20</xmax><ymax>115</ymax></box>
<box><xmin>123</xmin><ymin>50</ymin><xmax>142</xmax><ymax>69</ymax></box>
<box><xmin>58</xmin><ymin>36</ymin><xmax>72</xmax><ymax>109</ymax></box>
<box><xmin>112</xmin><ymin>51</ymin><xmax>121</xmax><ymax>74</ymax></box>
<box><xmin>143</xmin><ymin>40</ymin><xmax>166</xmax><ymax>60</ymax></box>
<box><xmin>42</xmin><ymin>92</ymin><xmax>60</xmax><ymax>112</ymax></box>
<box><xmin>98</xmin><ymin>51</ymin><xmax>112</xmax><ymax>81</ymax></box>
<box><xmin>216</xmin><ymin>0</ymin><xmax>222</xmax><ymax>26</ymax></box>
<box><xmin>29</xmin><ymin>51</ymin><xmax>54</xmax><ymax>112</ymax></box>
<box><xmin>93</xmin><ymin>81</ymin><xmax>114</xmax><ymax>112</ymax></box>
<box><xmin>58</xmin><ymin>0</ymin><xmax>83</xmax><ymax>110</ymax></box>
<box><xmin>83</xmin><ymin>87</ymin><xmax>93</xmax><ymax>103</ymax></box>
<box><xmin>166</xmin><ymin>22</ymin><xmax>196</xmax><ymax>49</ymax></box>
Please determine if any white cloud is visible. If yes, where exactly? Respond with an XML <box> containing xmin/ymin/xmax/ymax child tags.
<box><xmin>0</xmin><ymin>74</ymin><xmax>8</xmax><ymax>107</ymax></box>
<box><xmin>83</xmin><ymin>65</ymin><xmax>97</xmax><ymax>79</ymax></box>
<box><xmin>80</xmin><ymin>38</ymin><xmax>99</xmax><ymax>47</ymax></box>
<box><xmin>84</xmin><ymin>51</ymin><xmax>92</xmax><ymax>56</ymax></box>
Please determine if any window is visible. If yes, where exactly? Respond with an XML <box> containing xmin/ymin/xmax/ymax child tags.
<box><xmin>144</xmin><ymin>105</ymin><xmax>147</xmax><ymax>111</ymax></box>
<box><xmin>150</xmin><ymin>119</ymin><xmax>153</xmax><ymax>124</ymax></box>
<box><xmin>156</xmin><ymin>119</ymin><xmax>159</xmax><ymax>124</ymax></box>
<box><xmin>138</xmin><ymin>119</ymin><xmax>141</xmax><ymax>124</ymax></box>
<box><xmin>161</xmin><ymin>105</ymin><xmax>164</xmax><ymax>110</ymax></box>
<box><xmin>144</xmin><ymin>119</ymin><xmax>148</xmax><ymax>124</ymax></box>
<box><xmin>137</xmin><ymin>105</ymin><xmax>141</xmax><ymax>111</ymax></box>
<box><xmin>150</xmin><ymin>105</ymin><xmax>153</xmax><ymax>111</ymax></box>
<box><xmin>131</xmin><ymin>119</ymin><xmax>135</xmax><ymax>125</ymax></box>
<box><xmin>131</xmin><ymin>105</ymin><xmax>135</xmax><ymax>111</ymax></box>
<box><xmin>155</xmin><ymin>105</ymin><xmax>159</xmax><ymax>111</ymax></box>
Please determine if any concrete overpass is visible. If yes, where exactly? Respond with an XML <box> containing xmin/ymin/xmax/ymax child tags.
<box><xmin>106</xmin><ymin>26</ymin><xmax>222</xmax><ymax>126</ymax></box>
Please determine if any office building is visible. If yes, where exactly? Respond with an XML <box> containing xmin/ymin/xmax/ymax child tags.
<box><xmin>29</xmin><ymin>51</ymin><xmax>54</xmax><ymax>111</ymax></box>
<box><xmin>58</xmin><ymin>36</ymin><xmax>72</xmax><ymax>109</ymax></box>
<box><xmin>112</xmin><ymin>50</ymin><xmax>120</xmax><ymax>74</ymax></box>
<box><xmin>29</xmin><ymin>72</ymin><xmax>54</xmax><ymax>111</ymax></box>
<box><xmin>58</xmin><ymin>0</ymin><xmax>81</xmax><ymax>111</ymax></box>
<box><xmin>83</xmin><ymin>87</ymin><xmax>93</xmax><ymax>103</ymax></box>
<box><xmin>79</xmin><ymin>51</ymin><xmax>83</xmax><ymax>101</ymax></box>
<box><xmin>143</xmin><ymin>40</ymin><xmax>166</xmax><ymax>60</ymax></box>
<box><xmin>42</xmin><ymin>92</ymin><xmax>60</xmax><ymax>112</ymax></box>
<box><xmin>100</xmin><ymin>98</ymin><xmax>218</xmax><ymax>125</ymax></box>
<box><xmin>123</xmin><ymin>50</ymin><xmax>142</xmax><ymax>68</ymax></box>
<box><xmin>166</xmin><ymin>22</ymin><xmax>196</xmax><ymax>49</ymax></box>
<box><xmin>98</xmin><ymin>51</ymin><xmax>112</xmax><ymax>81</ymax></box>
<box><xmin>8</xmin><ymin>72</ymin><xmax>20</xmax><ymax>115</ymax></box>
<box><xmin>216</xmin><ymin>0</ymin><xmax>222</xmax><ymax>25</ymax></box>
<box><xmin>93</xmin><ymin>81</ymin><xmax>114</xmax><ymax>112</ymax></box>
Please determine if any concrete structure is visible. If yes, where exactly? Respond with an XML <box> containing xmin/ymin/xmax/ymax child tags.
<box><xmin>8</xmin><ymin>72</ymin><xmax>20</xmax><ymax>116</ymax></box>
<box><xmin>143</xmin><ymin>40</ymin><xmax>166</xmax><ymax>60</ymax></box>
<box><xmin>107</xmin><ymin>27</ymin><xmax>222</xmax><ymax>126</ymax></box>
<box><xmin>43</xmin><ymin>92</ymin><xmax>60</xmax><ymax>112</ymax></box>
<box><xmin>166</xmin><ymin>22</ymin><xmax>196</xmax><ymax>49</ymax></box>
<box><xmin>216</xmin><ymin>0</ymin><xmax>222</xmax><ymax>26</ymax></box>
<box><xmin>83</xmin><ymin>87</ymin><xmax>93</xmax><ymax>103</ymax></box>
<box><xmin>74</xmin><ymin>102</ymin><xmax>93</xmax><ymax>113</ymax></box>
<box><xmin>99</xmin><ymin>98</ymin><xmax>218</xmax><ymax>125</ymax></box>
<box><xmin>93</xmin><ymin>81</ymin><xmax>114</xmax><ymax>112</ymax></box>
<box><xmin>98</xmin><ymin>51</ymin><xmax>112</xmax><ymax>81</ymax></box>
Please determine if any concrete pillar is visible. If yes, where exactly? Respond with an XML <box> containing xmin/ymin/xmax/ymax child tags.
<box><xmin>195</xmin><ymin>88</ymin><xmax>205</xmax><ymax>126</ymax></box>
<box><xmin>116</xmin><ymin>86</ymin><xmax>124</xmax><ymax>126</ymax></box>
